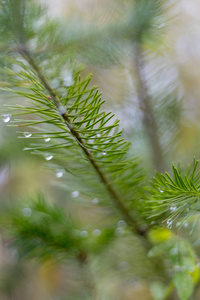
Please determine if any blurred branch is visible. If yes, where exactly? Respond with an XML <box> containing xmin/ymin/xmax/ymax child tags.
<box><xmin>134</xmin><ymin>43</ymin><xmax>166</xmax><ymax>172</ymax></box>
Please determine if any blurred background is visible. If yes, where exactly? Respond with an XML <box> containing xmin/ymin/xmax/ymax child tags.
<box><xmin>1</xmin><ymin>0</ymin><xmax>200</xmax><ymax>299</ymax></box>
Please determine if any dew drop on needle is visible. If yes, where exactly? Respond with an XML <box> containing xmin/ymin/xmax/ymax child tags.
<box><xmin>2</xmin><ymin>114</ymin><xmax>11</xmax><ymax>123</ymax></box>
<box><xmin>45</xmin><ymin>154</ymin><xmax>53</xmax><ymax>161</ymax></box>
<box><xmin>24</xmin><ymin>132</ymin><xmax>32</xmax><ymax>138</ymax></box>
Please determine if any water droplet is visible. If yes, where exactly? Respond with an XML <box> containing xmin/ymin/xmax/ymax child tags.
<box><xmin>117</xmin><ymin>220</ymin><xmax>127</xmax><ymax>228</ymax></box>
<box><xmin>56</xmin><ymin>170</ymin><xmax>64</xmax><ymax>178</ymax></box>
<box><xmin>62</xmin><ymin>70</ymin><xmax>74</xmax><ymax>86</ymax></box>
<box><xmin>96</xmin><ymin>133</ymin><xmax>101</xmax><ymax>138</ymax></box>
<box><xmin>22</xmin><ymin>207</ymin><xmax>32</xmax><ymax>217</ymax></box>
<box><xmin>102</xmin><ymin>151</ymin><xmax>107</xmax><ymax>156</ymax></box>
<box><xmin>80</xmin><ymin>230</ymin><xmax>88</xmax><ymax>238</ymax></box>
<box><xmin>151</xmin><ymin>221</ymin><xmax>156</xmax><ymax>225</ymax></box>
<box><xmin>93</xmin><ymin>229</ymin><xmax>101</xmax><ymax>236</ymax></box>
<box><xmin>115</xmin><ymin>227</ymin><xmax>124</xmax><ymax>236</ymax></box>
<box><xmin>92</xmin><ymin>198</ymin><xmax>99</xmax><ymax>204</ymax></box>
<box><xmin>72</xmin><ymin>191</ymin><xmax>79</xmax><ymax>198</ymax></box>
<box><xmin>184</xmin><ymin>222</ymin><xmax>189</xmax><ymax>228</ymax></box>
<box><xmin>158</xmin><ymin>187</ymin><xmax>164</xmax><ymax>193</ymax></box>
<box><xmin>167</xmin><ymin>219</ymin><xmax>173</xmax><ymax>229</ymax></box>
<box><xmin>170</xmin><ymin>206</ymin><xmax>177</xmax><ymax>211</ymax></box>
<box><xmin>44</xmin><ymin>137</ymin><xmax>51</xmax><ymax>142</ymax></box>
<box><xmin>58</xmin><ymin>105</ymin><xmax>66</xmax><ymax>115</ymax></box>
<box><xmin>2</xmin><ymin>114</ymin><xmax>11</xmax><ymax>123</ymax></box>
<box><xmin>24</xmin><ymin>132</ymin><xmax>32</xmax><ymax>138</ymax></box>
<box><xmin>45</xmin><ymin>154</ymin><xmax>53</xmax><ymax>161</ymax></box>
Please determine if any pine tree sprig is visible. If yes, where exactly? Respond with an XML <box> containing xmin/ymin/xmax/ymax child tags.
<box><xmin>5</xmin><ymin>45</ymin><xmax>146</xmax><ymax>237</ymax></box>
<box><xmin>147</xmin><ymin>158</ymin><xmax>200</xmax><ymax>228</ymax></box>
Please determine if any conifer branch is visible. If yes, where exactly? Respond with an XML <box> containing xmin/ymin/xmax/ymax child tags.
<box><xmin>147</xmin><ymin>158</ymin><xmax>200</xmax><ymax>226</ymax></box>
<box><xmin>18</xmin><ymin>45</ymin><xmax>147</xmax><ymax>237</ymax></box>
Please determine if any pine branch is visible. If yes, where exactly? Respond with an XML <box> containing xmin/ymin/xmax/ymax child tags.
<box><xmin>8</xmin><ymin>44</ymin><xmax>147</xmax><ymax>237</ymax></box>
<box><xmin>147</xmin><ymin>158</ymin><xmax>200</xmax><ymax>228</ymax></box>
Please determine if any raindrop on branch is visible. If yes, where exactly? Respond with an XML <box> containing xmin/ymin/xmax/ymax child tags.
<box><xmin>170</xmin><ymin>206</ymin><xmax>177</xmax><ymax>211</ymax></box>
<box><xmin>56</xmin><ymin>170</ymin><xmax>64</xmax><ymax>178</ymax></box>
<box><xmin>72</xmin><ymin>191</ymin><xmax>79</xmax><ymax>198</ymax></box>
<box><xmin>166</xmin><ymin>219</ymin><xmax>173</xmax><ymax>229</ymax></box>
<box><xmin>58</xmin><ymin>105</ymin><xmax>66</xmax><ymax>115</ymax></box>
<box><xmin>44</xmin><ymin>137</ymin><xmax>51</xmax><ymax>142</ymax></box>
<box><xmin>24</xmin><ymin>132</ymin><xmax>32</xmax><ymax>138</ymax></box>
<box><xmin>115</xmin><ymin>227</ymin><xmax>124</xmax><ymax>236</ymax></box>
<box><xmin>80</xmin><ymin>230</ymin><xmax>88</xmax><ymax>238</ymax></box>
<box><xmin>93</xmin><ymin>229</ymin><xmax>101</xmax><ymax>236</ymax></box>
<box><xmin>92</xmin><ymin>198</ymin><xmax>99</xmax><ymax>204</ymax></box>
<box><xmin>2</xmin><ymin>114</ymin><xmax>11</xmax><ymax>123</ymax></box>
<box><xmin>102</xmin><ymin>151</ymin><xmax>107</xmax><ymax>156</ymax></box>
<box><xmin>158</xmin><ymin>187</ymin><xmax>164</xmax><ymax>193</ymax></box>
<box><xmin>45</xmin><ymin>154</ymin><xmax>53</xmax><ymax>161</ymax></box>
<box><xmin>151</xmin><ymin>221</ymin><xmax>156</xmax><ymax>225</ymax></box>
<box><xmin>62</xmin><ymin>70</ymin><xmax>74</xmax><ymax>87</ymax></box>
<box><xmin>117</xmin><ymin>220</ymin><xmax>127</xmax><ymax>228</ymax></box>
<box><xmin>22</xmin><ymin>207</ymin><xmax>32</xmax><ymax>217</ymax></box>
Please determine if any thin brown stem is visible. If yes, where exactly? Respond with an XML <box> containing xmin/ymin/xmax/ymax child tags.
<box><xmin>18</xmin><ymin>45</ymin><xmax>147</xmax><ymax>237</ymax></box>
<box><xmin>134</xmin><ymin>43</ymin><xmax>166</xmax><ymax>172</ymax></box>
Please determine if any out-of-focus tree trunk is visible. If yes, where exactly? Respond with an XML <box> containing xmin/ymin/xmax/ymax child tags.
<box><xmin>134</xmin><ymin>43</ymin><xmax>166</xmax><ymax>172</ymax></box>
